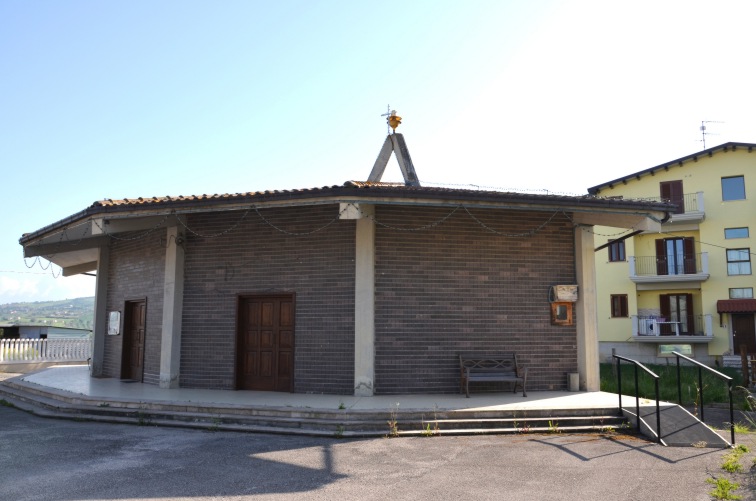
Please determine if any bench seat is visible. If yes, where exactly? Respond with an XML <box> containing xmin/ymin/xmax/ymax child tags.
<box><xmin>459</xmin><ymin>353</ymin><xmax>528</xmax><ymax>397</ymax></box>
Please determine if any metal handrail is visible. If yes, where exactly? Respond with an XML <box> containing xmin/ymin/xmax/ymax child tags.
<box><xmin>673</xmin><ymin>351</ymin><xmax>735</xmax><ymax>445</ymax></box>
<box><xmin>613</xmin><ymin>354</ymin><xmax>662</xmax><ymax>444</ymax></box>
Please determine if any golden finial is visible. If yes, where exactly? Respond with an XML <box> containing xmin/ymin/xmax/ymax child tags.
<box><xmin>388</xmin><ymin>110</ymin><xmax>402</xmax><ymax>132</ymax></box>
<box><xmin>381</xmin><ymin>106</ymin><xmax>402</xmax><ymax>134</ymax></box>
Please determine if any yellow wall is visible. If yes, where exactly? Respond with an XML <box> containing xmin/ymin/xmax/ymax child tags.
<box><xmin>593</xmin><ymin>146</ymin><xmax>756</xmax><ymax>358</ymax></box>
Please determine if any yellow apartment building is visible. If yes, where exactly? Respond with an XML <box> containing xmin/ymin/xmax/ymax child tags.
<box><xmin>589</xmin><ymin>142</ymin><xmax>756</xmax><ymax>365</ymax></box>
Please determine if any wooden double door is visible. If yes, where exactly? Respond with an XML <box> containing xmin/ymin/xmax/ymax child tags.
<box><xmin>237</xmin><ymin>295</ymin><xmax>294</xmax><ymax>392</ymax></box>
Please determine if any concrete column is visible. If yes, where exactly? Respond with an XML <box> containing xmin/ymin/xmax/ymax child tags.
<box><xmin>90</xmin><ymin>245</ymin><xmax>110</xmax><ymax>377</ymax></box>
<box><xmin>159</xmin><ymin>226</ymin><xmax>185</xmax><ymax>389</ymax></box>
<box><xmin>575</xmin><ymin>225</ymin><xmax>600</xmax><ymax>391</ymax></box>
<box><xmin>354</xmin><ymin>206</ymin><xmax>376</xmax><ymax>396</ymax></box>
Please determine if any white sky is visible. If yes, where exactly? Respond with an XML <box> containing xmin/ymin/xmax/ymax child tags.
<box><xmin>2</xmin><ymin>0</ymin><xmax>756</xmax><ymax>304</ymax></box>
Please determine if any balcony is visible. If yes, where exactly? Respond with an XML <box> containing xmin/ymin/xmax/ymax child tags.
<box><xmin>638</xmin><ymin>192</ymin><xmax>705</xmax><ymax>224</ymax></box>
<box><xmin>631</xmin><ymin>314</ymin><xmax>713</xmax><ymax>343</ymax></box>
<box><xmin>629</xmin><ymin>252</ymin><xmax>710</xmax><ymax>285</ymax></box>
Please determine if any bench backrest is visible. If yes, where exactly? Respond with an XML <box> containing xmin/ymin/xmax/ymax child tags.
<box><xmin>460</xmin><ymin>353</ymin><xmax>519</xmax><ymax>374</ymax></box>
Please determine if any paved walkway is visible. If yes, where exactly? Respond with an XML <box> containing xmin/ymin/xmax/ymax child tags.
<box><xmin>0</xmin><ymin>403</ymin><xmax>732</xmax><ymax>501</ymax></box>
<box><xmin>16</xmin><ymin>364</ymin><xmax>624</xmax><ymax>412</ymax></box>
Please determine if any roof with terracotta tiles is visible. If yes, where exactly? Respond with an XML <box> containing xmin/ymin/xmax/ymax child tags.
<box><xmin>20</xmin><ymin>181</ymin><xmax>673</xmax><ymax>244</ymax></box>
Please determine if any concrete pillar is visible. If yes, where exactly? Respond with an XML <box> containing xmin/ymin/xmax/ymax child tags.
<box><xmin>159</xmin><ymin>226</ymin><xmax>185</xmax><ymax>389</ymax></box>
<box><xmin>354</xmin><ymin>206</ymin><xmax>376</xmax><ymax>396</ymax></box>
<box><xmin>575</xmin><ymin>225</ymin><xmax>600</xmax><ymax>391</ymax></box>
<box><xmin>90</xmin><ymin>245</ymin><xmax>109</xmax><ymax>377</ymax></box>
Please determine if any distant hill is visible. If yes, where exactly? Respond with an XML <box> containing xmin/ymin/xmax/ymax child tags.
<box><xmin>0</xmin><ymin>297</ymin><xmax>94</xmax><ymax>330</ymax></box>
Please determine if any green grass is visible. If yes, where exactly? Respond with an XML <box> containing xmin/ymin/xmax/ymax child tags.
<box><xmin>600</xmin><ymin>363</ymin><xmax>741</xmax><ymax>405</ymax></box>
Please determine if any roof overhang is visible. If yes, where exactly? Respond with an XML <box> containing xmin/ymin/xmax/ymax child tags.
<box><xmin>717</xmin><ymin>299</ymin><xmax>756</xmax><ymax>314</ymax></box>
<box><xmin>20</xmin><ymin>182</ymin><xmax>670</xmax><ymax>275</ymax></box>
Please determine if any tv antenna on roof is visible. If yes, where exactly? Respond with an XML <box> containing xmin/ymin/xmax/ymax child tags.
<box><xmin>699</xmin><ymin>120</ymin><xmax>724</xmax><ymax>150</ymax></box>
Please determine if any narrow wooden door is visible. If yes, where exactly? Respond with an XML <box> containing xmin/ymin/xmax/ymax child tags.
<box><xmin>733</xmin><ymin>314</ymin><xmax>756</xmax><ymax>354</ymax></box>
<box><xmin>121</xmin><ymin>300</ymin><xmax>146</xmax><ymax>381</ymax></box>
<box><xmin>237</xmin><ymin>295</ymin><xmax>294</xmax><ymax>391</ymax></box>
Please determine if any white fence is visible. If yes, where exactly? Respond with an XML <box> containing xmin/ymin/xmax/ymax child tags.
<box><xmin>0</xmin><ymin>338</ymin><xmax>91</xmax><ymax>363</ymax></box>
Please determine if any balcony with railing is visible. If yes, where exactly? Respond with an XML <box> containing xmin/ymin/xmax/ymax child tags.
<box><xmin>637</xmin><ymin>191</ymin><xmax>705</xmax><ymax>224</ymax></box>
<box><xmin>629</xmin><ymin>252</ymin><xmax>710</xmax><ymax>284</ymax></box>
<box><xmin>631</xmin><ymin>314</ymin><xmax>713</xmax><ymax>343</ymax></box>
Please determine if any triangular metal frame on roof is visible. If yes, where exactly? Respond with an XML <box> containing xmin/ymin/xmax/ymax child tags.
<box><xmin>367</xmin><ymin>133</ymin><xmax>420</xmax><ymax>187</ymax></box>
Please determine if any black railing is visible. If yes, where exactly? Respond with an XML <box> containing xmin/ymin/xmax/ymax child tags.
<box><xmin>632</xmin><ymin>253</ymin><xmax>704</xmax><ymax>276</ymax></box>
<box><xmin>638</xmin><ymin>192</ymin><xmax>699</xmax><ymax>214</ymax></box>
<box><xmin>613</xmin><ymin>354</ymin><xmax>662</xmax><ymax>444</ymax></box>
<box><xmin>673</xmin><ymin>351</ymin><xmax>735</xmax><ymax>445</ymax></box>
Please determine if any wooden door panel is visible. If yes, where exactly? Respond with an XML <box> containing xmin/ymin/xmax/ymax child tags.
<box><xmin>237</xmin><ymin>295</ymin><xmax>295</xmax><ymax>391</ymax></box>
<box><xmin>244</xmin><ymin>353</ymin><xmax>257</xmax><ymax>375</ymax></box>
<box><xmin>261</xmin><ymin>302</ymin><xmax>274</xmax><ymax>326</ymax></box>
<box><xmin>733</xmin><ymin>314</ymin><xmax>756</xmax><ymax>354</ymax></box>
<box><xmin>280</xmin><ymin>330</ymin><xmax>294</xmax><ymax>349</ymax></box>
<box><xmin>259</xmin><ymin>352</ymin><xmax>274</xmax><ymax>376</ymax></box>
<box><xmin>122</xmin><ymin>300</ymin><xmax>146</xmax><ymax>381</ymax></box>
<box><xmin>280</xmin><ymin>302</ymin><xmax>293</xmax><ymax>326</ymax></box>
<box><xmin>260</xmin><ymin>330</ymin><xmax>274</xmax><ymax>348</ymax></box>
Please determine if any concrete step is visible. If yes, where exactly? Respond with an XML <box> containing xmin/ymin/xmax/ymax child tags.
<box><xmin>0</xmin><ymin>380</ymin><xmax>630</xmax><ymax>438</ymax></box>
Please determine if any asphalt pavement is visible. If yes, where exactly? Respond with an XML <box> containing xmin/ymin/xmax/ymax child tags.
<box><xmin>0</xmin><ymin>404</ymin><xmax>738</xmax><ymax>501</ymax></box>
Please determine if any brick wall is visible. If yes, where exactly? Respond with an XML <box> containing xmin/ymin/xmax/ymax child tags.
<box><xmin>373</xmin><ymin>206</ymin><xmax>577</xmax><ymax>394</ymax></box>
<box><xmin>104</xmin><ymin>231</ymin><xmax>165</xmax><ymax>384</ymax></box>
<box><xmin>180</xmin><ymin>205</ymin><xmax>356</xmax><ymax>393</ymax></box>
<box><xmin>100</xmin><ymin>202</ymin><xmax>579</xmax><ymax>395</ymax></box>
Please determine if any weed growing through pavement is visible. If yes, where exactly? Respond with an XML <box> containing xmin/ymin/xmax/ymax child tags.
<box><xmin>420</xmin><ymin>404</ymin><xmax>440</xmax><ymax>437</ymax></box>
<box><xmin>721</xmin><ymin>445</ymin><xmax>750</xmax><ymax>474</ymax></box>
<box><xmin>0</xmin><ymin>399</ymin><xmax>15</xmax><ymax>408</ymax></box>
<box><xmin>208</xmin><ymin>416</ymin><xmax>222</xmax><ymax>432</ymax></box>
<box><xmin>136</xmin><ymin>403</ymin><xmax>152</xmax><ymax>426</ymax></box>
<box><xmin>548</xmin><ymin>420</ymin><xmax>560</xmax><ymax>434</ymax></box>
<box><xmin>706</xmin><ymin>477</ymin><xmax>742</xmax><ymax>500</ymax></box>
<box><xmin>338</xmin><ymin>401</ymin><xmax>346</xmax><ymax>410</ymax></box>
<box><xmin>386</xmin><ymin>402</ymin><xmax>400</xmax><ymax>438</ymax></box>
<box><xmin>335</xmin><ymin>425</ymin><xmax>345</xmax><ymax>438</ymax></box>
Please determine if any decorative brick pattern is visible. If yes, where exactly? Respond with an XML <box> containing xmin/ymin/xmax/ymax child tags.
<box><xmin>373</xmin><ymin>206</ymin><xmax>577</xmax><ymax>393</ymax></box>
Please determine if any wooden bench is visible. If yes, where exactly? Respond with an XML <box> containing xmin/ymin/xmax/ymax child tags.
<box><xmin>459</xmin><ymin>353</ymin><xmax>528</xmax><ymax>398</ymax></box>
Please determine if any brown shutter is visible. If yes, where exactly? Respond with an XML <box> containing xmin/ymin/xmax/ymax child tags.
<box><xmin>659</xmin><ymin>294</ymin><xmax>671</xmax><ymax>335</ymax></box>
<box><xmin>683</xmin><ymin>237</ymin><xmax>696</xmax><ymax>274</ymax></box>
<box><xmin>683</xmin><ymin>293</ymin><xmax>694</xmax><ymax>335</ymax></box>
<box><xmin>660</xmin><ymin>180</ymin><xmax>684</xmax><ymax>214</ymax></box>
<box><xmin>655</xmin><ymin>239</ymin><xmax>668</xmax><ymax>275</ymax></box>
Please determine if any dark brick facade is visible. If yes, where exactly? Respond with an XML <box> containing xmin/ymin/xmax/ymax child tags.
<box><xmin>180</xmin><ymin>205</ymin><xmax>356</xmax><ymax>393</ymax></box>
<box><xmin>373</xmin><ymin>206</ymin><xmax>577</xmax><ymax>394</ymax></box>
<box><xmin>101</xmin><ymin>202</ymin><xmax>578</xmax><ymax>395</ymax></box>
<box><xmin>104</xmin><ymin>231</ymin><xmax>165</xmax><ymax>384</ymax></box>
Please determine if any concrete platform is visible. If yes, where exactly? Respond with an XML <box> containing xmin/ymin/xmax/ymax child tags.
<box><xmin>14</xmin><ymin>365</ymin><xmax>621</xmax><ymax>412</ymax></box>
<box><xmin>0</xmin><ymin>365</ymin><xmax>732</xmax><ymax>446</ymax></box>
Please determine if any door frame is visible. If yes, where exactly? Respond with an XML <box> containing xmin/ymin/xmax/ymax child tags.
<box><xmin>235</xmin><ymin>292</ymin><xmax>296</xmax><ymax>391</ymax></box>
<box><xmin>120</xmin><ymin>298</ymin><xmax>147</xmax><ymax>381</ymax></box>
